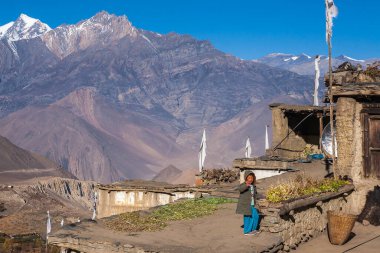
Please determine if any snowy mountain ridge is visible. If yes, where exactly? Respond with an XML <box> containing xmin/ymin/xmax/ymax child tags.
<box><xmin>257</xmin><ymin>53</ymin><xmax>377</xmax><ymax>75</ymax></box>
<box><xmin>0</xmin><ymin>13</ymin><xmax>51</xmax><ymax>41</ymax></box>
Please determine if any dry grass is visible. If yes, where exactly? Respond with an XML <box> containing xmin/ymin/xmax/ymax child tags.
<box><xmin>104</xmin><ymin>197</ymin><xmax>236</xmax><ymax>232</ymax></box>
<box><xmin>266</xmin><ymin>174</ymin><xmax>350</xmax><ymax>203</ymax></box>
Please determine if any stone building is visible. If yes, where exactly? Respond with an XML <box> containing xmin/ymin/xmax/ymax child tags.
<box><xmin>233</xmin><ymin>104</ymin><xmax>332</xmax><ymax>183</ymax></box>
<box><xmin>328</xmin><ymin>62</ymin><xmax>380</xmax><ymax>181</ymax></box>
<box><xmin>96</xmin><ymin>180</ymin><xmax>196</xmax><ymax>218</ymax></box>
<box><xmin>269</xmin><ymin>103</ymin><xmax>332</xmax><ymax>159</ymax></box>
<box><xmin>267</xmin><ymin>62</ymin><xmax>380</xmax><ymax>182</ymax></box>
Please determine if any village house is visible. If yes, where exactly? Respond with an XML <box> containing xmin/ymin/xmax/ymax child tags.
<box><xmin>96</xmin><ymin>180</ymin><xmax>198</xmax><ymax>218</ymax></box>
<box><xmin>329</xmin><ymin>62</ymin><xmax>380</xmax><ymax>181</ymax></box>
<box><xmin>231</xmin><ymin>62</ymin><xmax>380</xmax><ymax>250</ymax></box>
<box><xmin>245</xmin><ymin>61</ymin><xmax>380</xmax><ymax>184</ymax></box>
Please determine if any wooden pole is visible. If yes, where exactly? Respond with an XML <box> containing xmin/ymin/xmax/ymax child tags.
<box><xmin>327</xmin><ymin>31</ymin><xmax>336</xmax><ymax>178</ymax></box>
<box><xmin>319</xmin><ymin>113</ymin><xmax>323</xmax><ymax>149</ymax></box>
<box><xmin>325</xmin><ymin>0</ymin><xmax>337</xmax><ymax>178</ymax></box>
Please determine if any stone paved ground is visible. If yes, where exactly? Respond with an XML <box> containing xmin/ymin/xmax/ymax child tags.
<box><xmin>294</xmin><ymin>222</ymin><xmax>380</xmax><ymax>253</ymax></box>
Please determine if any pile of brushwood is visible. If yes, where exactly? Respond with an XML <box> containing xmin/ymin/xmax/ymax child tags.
<box><xmin>201</xmin><ymin>168</ymin><xmax>239</xmax><ymax>184</ymax></box>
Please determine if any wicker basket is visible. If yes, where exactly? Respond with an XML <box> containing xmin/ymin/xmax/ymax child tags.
<box><xmin>327</xmin><ymin>211</ymin><xmax>357</xmax><ymax>245</ymax></box>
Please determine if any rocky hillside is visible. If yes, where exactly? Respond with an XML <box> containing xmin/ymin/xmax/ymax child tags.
<box><xmin>153</xmin><ymin>165</ymin><xmax>182</xmax><ymax>183</ymax></box>
<box><xmin>0</xmin><ymin>12</ymin><xmax>314</xmax><ymax>183</ymax></box>
<box><xmin>0</xmin><ymin>177</ymin><xmax>94</xmax><ymax>235</ymax></box>
<box><xmin>0</xmin><ymin>135</ymin><xmax>75</xmax><ymax>183</ymax></box>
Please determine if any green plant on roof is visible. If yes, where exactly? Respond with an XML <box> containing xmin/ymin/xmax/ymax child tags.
<box><xmin>105</xmin><ymin>197</ymin><xmax>236</xmax><ymax>232</ymax></box>
<box><xmin>266</xmin><ymin>174</ymin><xmax>350</xmax><ymax>203</ymax></box>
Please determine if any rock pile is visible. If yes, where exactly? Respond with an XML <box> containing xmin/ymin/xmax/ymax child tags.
<box><xmin>327</xmin><ymin>61</ymin><xmax>380</xmax><ymax>84</ymax></box>
<box><xmin>201</xmin><ymin>168</ymin><xmax>239</xmax><ymax>184</ymax></box>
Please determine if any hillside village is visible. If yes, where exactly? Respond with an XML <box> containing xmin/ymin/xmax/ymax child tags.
<box><xmin>0</xmin><ymin>2</ymin><xmax>380</xmax><ymax>253</ymax></box>
<box><xmin>0</xmin><ymin>62</ymin><xmax>379</xmax><ymax>253</ymax></box>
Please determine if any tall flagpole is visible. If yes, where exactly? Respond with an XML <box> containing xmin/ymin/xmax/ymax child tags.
<box><xmin>325</xmin><ymin>0</ymin><xmax>337</xmax><ymax>177</ymax></box>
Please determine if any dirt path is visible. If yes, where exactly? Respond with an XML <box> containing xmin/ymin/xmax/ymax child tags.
<box><xmin>50</xmin><ymin>203</ymin><xmax>282</xmax><ymax>253</ymax></box>
<box><xmin>294</xmin><ymin>223</ymin><xmax>380</xmax><ymax>253</ymax></box>
<box><xmin>124</xmin><ymin>203</ymin><xmax>281</xmax><ymax>253</ymax></box>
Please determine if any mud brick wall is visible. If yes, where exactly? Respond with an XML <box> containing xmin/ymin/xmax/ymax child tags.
<box><xmin>335</xmin><ymin>97</ymin><xmax>363</xmax><ymax>180</ymax></box>
<box><xmin>97</xmin><ymin>189</ymin><xmax>195</xmax><ymax>218</ymax></box>
<box><xmin>271</xmin><ymin>108</ymin><xmax>308</xmax><ymax>159</ymax></box>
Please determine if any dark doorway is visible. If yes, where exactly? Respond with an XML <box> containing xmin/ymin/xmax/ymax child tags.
<box><xmin>363</xmin><ymin>106</ymin><xmax>380</xmax><ymax>179</ymax></box>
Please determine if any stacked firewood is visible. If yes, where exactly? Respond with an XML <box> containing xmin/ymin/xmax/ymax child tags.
<box><xmin>201</xmin><ymin>168</ymin><xmax>239</xmax><ymax>184</ymax></box>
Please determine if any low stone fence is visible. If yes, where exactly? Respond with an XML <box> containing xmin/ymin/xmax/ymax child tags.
<box><xmin>258</xmin><ymin>184</ymin><xmax>355</xmax><ymax>252</ymax></box>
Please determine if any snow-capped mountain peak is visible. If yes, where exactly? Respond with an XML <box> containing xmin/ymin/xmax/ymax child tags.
<box><xmin>42</xmin><ymin>11</ymin><xmax>137</xmax><ymax>59</ymax></box>
<box><xmin>258</xmin><ymin>52</ymin><xmax>376</xmax><ymax>75</ymax></box>
<box><xmin>0</xmin><ymin>21</ymin><xmax>14</xmax><ymax>37</ymax></box>
<box><xmin>18</xmin><ymin>13</ymin><xmax>39</xmax><ymax>28</ymax></box>
<box><xmin>300</xmin><ymin>53</ymin><xmax>311</xmax><ymax>59</ymax></box>
<box><xmin>336</xmin><ymin>55</ymin><xmax>365</xmax><ymax>63</ymax></box>
<box><xmin>284</xmin><ymin>56</ymin><xmax>299</xmax><ymax>62</ymax></box>
<box><xmin>0</xmin><ymin>13</ymin><xmax>51</xmax><ymax>41</ymax></box>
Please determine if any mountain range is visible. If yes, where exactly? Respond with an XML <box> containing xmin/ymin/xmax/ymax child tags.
<box><xmin>0</xmin><ymin>12</ymin><xmax>317</xmax><ymax>183</ymax></box>
<box><xmin>257</xmin><ymin>53</ymin><xmax>379</xmax><ymax>76</ymax></box>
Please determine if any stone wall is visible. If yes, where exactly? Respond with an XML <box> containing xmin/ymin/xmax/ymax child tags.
<box><xmin>271</xmin><ymin>107</ymin><xmax>322</xmax><ymax>159</ymax></box>
<box><xmin>97</xmin><ymin>189</ymin><xmax>195</xmax><ymax>218</ymax></box>
<box><xmin>336</xmin><ymin>97</ymin><xmax>363</xmax><ymax>181</ymax></box>
<box><xmin>258</xmin><ymin>188</ymin><xmax>354</xmax><ymax>252</ymax></box>
<box><xmin>271</xmin><ymin>108</ymin><xmax>307</xmax><ymax>159</ymax></box>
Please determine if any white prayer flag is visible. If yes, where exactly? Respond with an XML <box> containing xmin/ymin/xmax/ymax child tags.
<box><xmin>325</xmin><ymin>0</ymin><xmax>338</xmax><ymax>44</ymax></box>
<box><xmin>92</xmin><ymin>208</ymin><xmax>96</xmax><ymax>220</ymax></box>
<box><xmin>60</xmin><ymin>218</ymin><xmax>64</xmax><ymax>227</ymax></box>
<box><xmin>245</xmin><ymin>137</ymin><xmax>252</xmax><ymax>158</ymax></box>
<box><xmin>314</xmin><ymin>55</ymin><xmax>321</xmax><ymax>106</ymax></box>
<box><xmin>92</xmin><ymin>191</ymin><xmax>97</xmax><ymax>220</ymax></box>
<box><xmin>198</xmin><ymin>129</ymin><xmax>207</xmax><ymax>172</ymax></box>
<box><xmin>47</xmin><ymin>211</ymin><xmax>51</xmax><ymax>236</ymax></box>
<box><xmin>265</xmin><ymin>125</ymin><xmax>270</xmax><ymax>150</ymax></box>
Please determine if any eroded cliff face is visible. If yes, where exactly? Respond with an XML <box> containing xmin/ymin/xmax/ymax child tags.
<box><xmin>0</xmin><ymin>177</ymin><xmax>95</xmax><ymax>235</ymax></box>
<box><xmin>35</xmin><ymin>177</ymin><xmax>95</xmax><ymax>209</ymax></box>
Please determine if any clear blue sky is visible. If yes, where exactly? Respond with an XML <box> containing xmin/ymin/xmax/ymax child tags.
<box><xmin>1</xmin><ymin>0</ymin><xmax>379</xmax><ymax>59</ymax></box>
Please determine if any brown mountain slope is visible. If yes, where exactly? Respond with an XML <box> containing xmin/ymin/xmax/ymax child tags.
<box><xmin>0</xmin><ymin>88</ymin><xmax>187</xmax><ymax>183</ymax></box>
<box><xmin>152</xmin><ymin>165</ymin><xmax>182</xmax><ymax>183</ymax></box>
<box><xmin>0</xmin><ymin>135</ymin><xmax>74</xmax><ymax>183</ymax></box>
